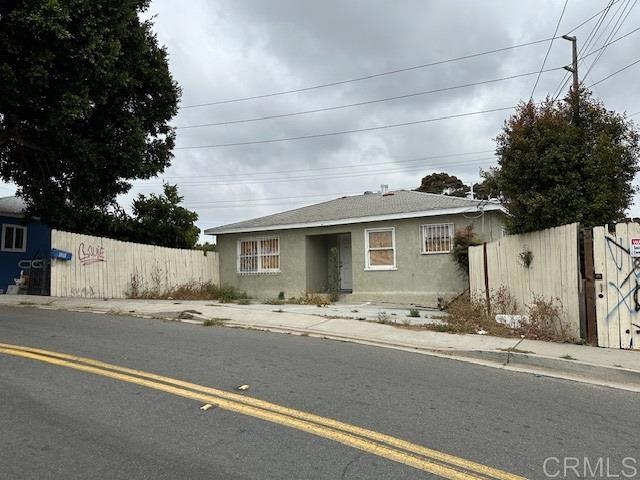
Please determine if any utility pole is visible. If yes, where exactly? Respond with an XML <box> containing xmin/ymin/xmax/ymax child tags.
<box><xmin>562</xmin><ymin>35</ymin><xmax>579</xmax><ymax>121</ymax></box>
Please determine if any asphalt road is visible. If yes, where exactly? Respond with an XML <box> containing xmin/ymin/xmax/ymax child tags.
<box><xmin>1</xmin><ymin>306</ymin><xmax>639</xmax><ymax>480</ymax></box>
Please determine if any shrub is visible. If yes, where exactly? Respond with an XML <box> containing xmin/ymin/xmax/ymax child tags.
<box><xmin>125</xmin><ymin>280</ymin><xmax>247</xmax><ymax>302</ymax></box>
<box><xmin>377</xmin><ymin>311</ymin><xmax>391</xmax><ymax>324</ymax></box>
<box><xmin>443</xmin><ymin>287</ymin><xmax>574</xmax><ymax>343</ymax></box>
<box><xmin>286</xmin><ymin>293</ymin><xmax>330</xmax><ymax>307</ymax></box>
<box><xmin>524</xmin><ymin>295</ymin><xmax>571</xmax><ymax>342</ymax></box>
<box><xmin>408</xmin><ymin>308</ymin><xmax>420</xmax><ymax>318</ymax></box>
<box><xmin>451</xmin><ymin>225</ymin><xmax>483</xmax><ymax>274</ymax></box>
<box><xmin>202</xmin><ymin>318</ymin><xmax>227</xmax><ymax>327</ymax></box>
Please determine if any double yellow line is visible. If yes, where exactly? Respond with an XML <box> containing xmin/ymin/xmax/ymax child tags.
<box><xmin>0</xmin><ymin>342</ymin><xmax>526</xmax><ymax>480</ymax></box>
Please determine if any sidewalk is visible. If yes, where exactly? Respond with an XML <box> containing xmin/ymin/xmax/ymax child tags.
<box><xmin>2</xmin><ymin>295</ymin><xmax>640</xmax><ymax>392</ymax></box>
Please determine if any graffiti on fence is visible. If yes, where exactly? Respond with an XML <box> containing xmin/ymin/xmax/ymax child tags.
<box><xmin>78</xmin><ymin>243</ymin><xmax>105</xmax><ymax>266</ymax></box>
<box><xmin>605</xmin><ymin>236</ymin><xmax>640</xmax><ymax>319</ymax></box>
<box><xmin>604</xmin><ymin>235</ymin><xmax>640</xmax><ymax>348</ymax></box>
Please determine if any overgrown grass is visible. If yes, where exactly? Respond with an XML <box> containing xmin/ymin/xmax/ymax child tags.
<box><xmin>202</xmin><ymin>317</ymin><xmax>228</xmax><ymax>327</ymax></box>
<box><xmin>125</xmin><ymin>279</ymin><xmax>248</xmax><ymax>303</ymax></box>
<box><xmin>438</xmin><ymin>287</ymin><xmax>575</xmax><ymax>343</ymax></box>
<box><xmin>265</xmin><ymin>293</ymin><xmax>331</xmax><ymax>307</ymax></box>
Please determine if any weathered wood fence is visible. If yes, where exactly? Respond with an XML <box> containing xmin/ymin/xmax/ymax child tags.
<box><xmin>50</xmin><ymin>230</ymin><xmax>219</xmax><ymax>299</ymax></box>
<box><xmin>593</xmin><ymin>223</ymin><xmax>640</xmax><ymax>349</ymax></box>
<box><xmin>469</xmin><ymin>223</ymin><xmax>581</xmax><ymax>339</ymax></box>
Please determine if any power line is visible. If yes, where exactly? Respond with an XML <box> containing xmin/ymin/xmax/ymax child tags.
<box><xmin>583</xmin><ymin>0</ymin><xmax>638</xmax><ymax>80</ymax></box>
<box><xmin>179</xmin><ymin>38</ymin><xmax>562</xmax><ymax>109</ymax></box>
<box><xmin>553</xmin><ymin>0</ymin><xmax>616</xmax><ymax>99</ymax></box>
<box><xmin>144</xmin><ymin>150</ymin><xmax>495</xmax><ymax>180</ymax></box>
<box><xmin>185</xmin><ymin>182</ymin><xmax>498</xmax><ymax>208</ymax></box>
<box><xmin>587</xmin><ymin>56</ymin><xmax>640</xmax><ymax>87</ymax></box>
<box><xmin>579</xmin><ymin>24</ymin><xmax>640</xmax><ymax>61</ymax></box>
<box><xmin>565</xmin><ymin>0</ymin><xmax>622</xmax><ymax>34</ymax></box>
<box><xmin>530</xmin><ymin>0</ymin><xmax>570</xmax><ymax>99</ymax></box>
<box><xmin>133</xmin><ymin>157</ymin><xmax>497</xmax><ymax>188</ymax></box>
<box><xmin>174</xmin><ymin>106</ymin><xmax>514</xmax><ymax>149</ymax></box>
<box><xmin>184</xmin><ymin>190</ymin><xmax>373</xmax><ymax>205</ymax></box>
<box><xmin>176</xmin><ymin>68</ymin><xmax>563</xmax><ymax>129</ymax></box>
<box><xmin>179</xmin><ymin>4</ymin><xmax>621</xmax><ymax>111</ymax></box>
<box><xmin>586</xmin><ymin>0</ymin><xmax>630</xmax><ymax>56</ymax></box>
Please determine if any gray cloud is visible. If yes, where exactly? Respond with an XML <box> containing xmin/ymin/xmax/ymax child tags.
<box><xmin>3</xmin><ymin>0</ymin><xmax>640</xmax><ymax>235</ymax></box>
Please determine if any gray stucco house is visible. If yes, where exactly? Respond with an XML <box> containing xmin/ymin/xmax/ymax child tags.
<box><xmin>205</xmin><ymin>189</ymin><xmax>507</xmax><ymax>306</ymax></box>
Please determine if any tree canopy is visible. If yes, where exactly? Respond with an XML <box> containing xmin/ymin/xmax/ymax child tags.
<box><xmin>416</xmin><ymin>172</ymin><xmax>469</xmax><ymax>197</ymax></box>
<box><xmin>128</xmin><ymin>184</ymin><xmax>200</xmax><ymax>249</ymax></box>
<box><xmin>415</xmin><ymin>172</ymin><xmax>495</xmax><ymax>200</ymax></box>
<box><xmin>0</xmin><ymin>0</ymin><xmax>180</xmax><ymax>232</ymax></box>
<box><xmin>485</xmin><ymin>90</ymin><xmax>639</xmax><ymax>233</ymax></box>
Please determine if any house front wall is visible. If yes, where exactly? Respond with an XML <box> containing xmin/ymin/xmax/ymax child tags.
<box><xmin>0</xmin><ymin>215</ymin><xmax>51</xmax><ymax>294</ymax></box>
<box><xmin>216</xmin><ymin>211</ymin><xmax>505</xmax><ymax>306</ymax></box>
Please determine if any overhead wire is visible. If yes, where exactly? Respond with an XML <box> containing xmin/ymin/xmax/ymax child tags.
<box><xmin>530</xmin><ymin>0</ymin><xmax>570</xmax><ymax>99</ymax></box>
<box><xmin>174</xmin><ymin>106</ymin><xmax>514</xmax><ymax>149</ymax></box>
<box><xmin>586</xmin><ymin>56</ymin><xmax>640</xmax><ymax>87</ymax></box>
<box><xmin>179</xmin><ymin>2</ymin><xmax>624</xmax><ymax>110</ymax></box>
<box><xmin>180</xmin><ymin>38</ymin><xmax>563</xmax><ymax>109</ymax></box>
<box><xmin>134</xmin><ymin>157</ymin><xmax>497</xmax><ymax>188</ymax></box>
<box><xmin>176</xmin><ymin>68</ymin><xmax>563</xmax><ymax>129</ymax></box>
<box><xmin>143</xmin><ymin>150</ymin><xmax>495</xmax><ymax>181</ymax></box>
<box><xmin>552</xmin><ymin>0</ymin><xmax>616</xmax><ymax>99</ymax></box>
<box><xmin>583</xmin><ymin>0</ymin><xmax>638</xmax><ymax>81</ymax></box>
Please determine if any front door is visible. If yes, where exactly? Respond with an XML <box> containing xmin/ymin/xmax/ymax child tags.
<box><xmin>338</xmin><ymin>234</ymin><xmax>352</xmax><ymax>292</ymax></box>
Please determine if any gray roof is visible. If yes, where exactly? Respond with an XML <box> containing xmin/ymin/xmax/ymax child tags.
<box><xmin>0</xmin><ymin>196</ymin><xmax>26</xmax><ymax>216</ymax></box>
<box><xmin>205</xmin><ymin>190</ymin><xmax>505</xmax><ymax>235</ymax></box>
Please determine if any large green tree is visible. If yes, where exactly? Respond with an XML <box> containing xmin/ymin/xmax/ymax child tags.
<box><xmin>415</xmin><ymin>172</ymin><xmax>495</xmax><ymax>200</ymax></box>
<box><xmin>485</xmin><ymin>90</ymin><xmax>639</xmax><ymax>233</ymax></box>
<box><xmin>0</xmin><ymin>0</ymin><xmax>180</xmax><ymax>231</ymax></box>
<box><xmin>416</xmin><ymin>172</ymin><xmax>469</xmax><ymax>197</ymax></box>
<box><xmin>128</xmin><ymin>184</ymin><xmax>200</xmax><ymax>249</ymax></box>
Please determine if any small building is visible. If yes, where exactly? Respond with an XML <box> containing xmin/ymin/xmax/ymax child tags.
<box><xmin>206</xmin><ymin>190</ymin><xmax>507</xmax><ymax>306</ymax></box>
<box><xmin>0</xmin><ymin>196</ymin><xmax>51</xmax><ymax>294</ymax></box>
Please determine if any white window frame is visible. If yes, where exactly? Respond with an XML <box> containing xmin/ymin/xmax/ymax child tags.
<box><xmin>236</xmin><ymin>236</ymin><xmax>281</xmax><ymax>274</ymax></box>
<box><xmin>421</xmin><ymin>223</ymin><xmax>454</xmax><ymax>254</ymax></box>
<box><xmin>1</xmin><ymin>224</ymin><xmax>27</xmax><ymax>253</ymax></box>
<box><xmin>364</xmin><ymin>227</ymin><xmax>396</xmax><ymax>271</ymax></box>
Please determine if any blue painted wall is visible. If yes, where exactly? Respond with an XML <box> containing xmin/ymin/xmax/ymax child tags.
<box><xmin>0</xmin><ymin>215</ymin><xmax>51</xmax><ymax>293</ymax></box>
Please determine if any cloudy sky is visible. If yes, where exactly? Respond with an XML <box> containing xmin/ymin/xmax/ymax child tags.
<box><xmin>2</xmin><ymin>0</ymin><xmax>640</xmax><ymax>239</ymax></box>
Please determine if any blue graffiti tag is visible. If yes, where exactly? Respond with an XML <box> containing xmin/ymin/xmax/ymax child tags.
<box><xmin>605</xmin><ymin>236</ymin><xmax>640</xmax><ymax>320</ymax></box>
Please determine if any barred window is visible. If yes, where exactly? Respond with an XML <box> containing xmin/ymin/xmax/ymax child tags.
<box><xmin>238</xmin><ymin>237</ymin><xmax>280</xmax><ymax>273</ymax></box>
<box><xmin>365</xmin><ymin>227</ymin><xmax>396</xmax><ymax>270</ymax></box>
<box><xmin>421</xmin><ymin>223</ymin><xmax>454</xmax><ymax>254</ymax></box>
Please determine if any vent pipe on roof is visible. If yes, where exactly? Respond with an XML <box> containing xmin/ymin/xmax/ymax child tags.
<box><xmin>380</xmin><ymin>184</ymin><xmax>389</xmax><ymax>194</ymax></box>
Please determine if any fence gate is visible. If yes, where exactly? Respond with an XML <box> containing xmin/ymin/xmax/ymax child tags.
<box><xmin>593</xmin><ymin>223</ymin><xmax>640</xmax><ymax>349</ymax></box>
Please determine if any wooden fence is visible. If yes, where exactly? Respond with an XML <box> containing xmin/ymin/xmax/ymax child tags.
<box><xmin>593</xmin><ymin>223</ymin><xmax>640</xmax><ymax>349</ymax></box>
<box><xmin>469</xmin><ymin>223</ymin><xmax>581</xmax><ymax>339</ymax></box>
<box><xmin>50</xmin><ymin>230</ymin><xmax>219</xmax><ymax>299</ymax></box>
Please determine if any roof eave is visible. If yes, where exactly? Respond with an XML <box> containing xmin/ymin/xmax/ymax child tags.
<box><xmin>205</xmin><ymin>203</ymin><xmax>506</xmax><ymax>235</ymax></box>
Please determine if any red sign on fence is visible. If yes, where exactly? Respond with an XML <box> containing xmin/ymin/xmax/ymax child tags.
<box><xmin>630</xmin><ymin>237</ymin><xmax>640</xmax><ymax>258</ymax></box>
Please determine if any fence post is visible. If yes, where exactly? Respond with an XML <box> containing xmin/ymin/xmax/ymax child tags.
<box><xmin>582</xmin><ymin>228</ymin><xmax>597</xmax><ymax>343</ymax></box>
<box><xmin>483</xmin><ymin>242</ymin><xmax>491</xmax><ymax>314</ymax></box>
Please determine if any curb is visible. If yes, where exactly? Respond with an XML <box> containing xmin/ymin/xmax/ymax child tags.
<box><xmin>441</xmin><ymin>349</ymin><xmax>640</xmax><ymax>390</ymax></box>
<box><xmin>223</xmin><ymin>322</ymin><xmax>640</xmax><ymax>393</ymax></box>
<box><xmin>4</xmin><ymin>301</ymin><xmax>640</xmax><ymax>392</ymax></box>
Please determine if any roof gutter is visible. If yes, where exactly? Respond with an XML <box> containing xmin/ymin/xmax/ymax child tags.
<box><xmin>205</xmin><ymin>203</ymin><xmax>507</xmax><ymax>235</ymax></box>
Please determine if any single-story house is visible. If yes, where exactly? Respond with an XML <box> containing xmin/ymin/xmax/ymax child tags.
<box><xmin>206</xmin><ymin>189</ymin><xmax>507</xmax><ymax>306</ymax></box>
<box><xmin>0</xmin><ymin>196</ymin><xmax>51</xmax><ymax>294</ymax></box>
